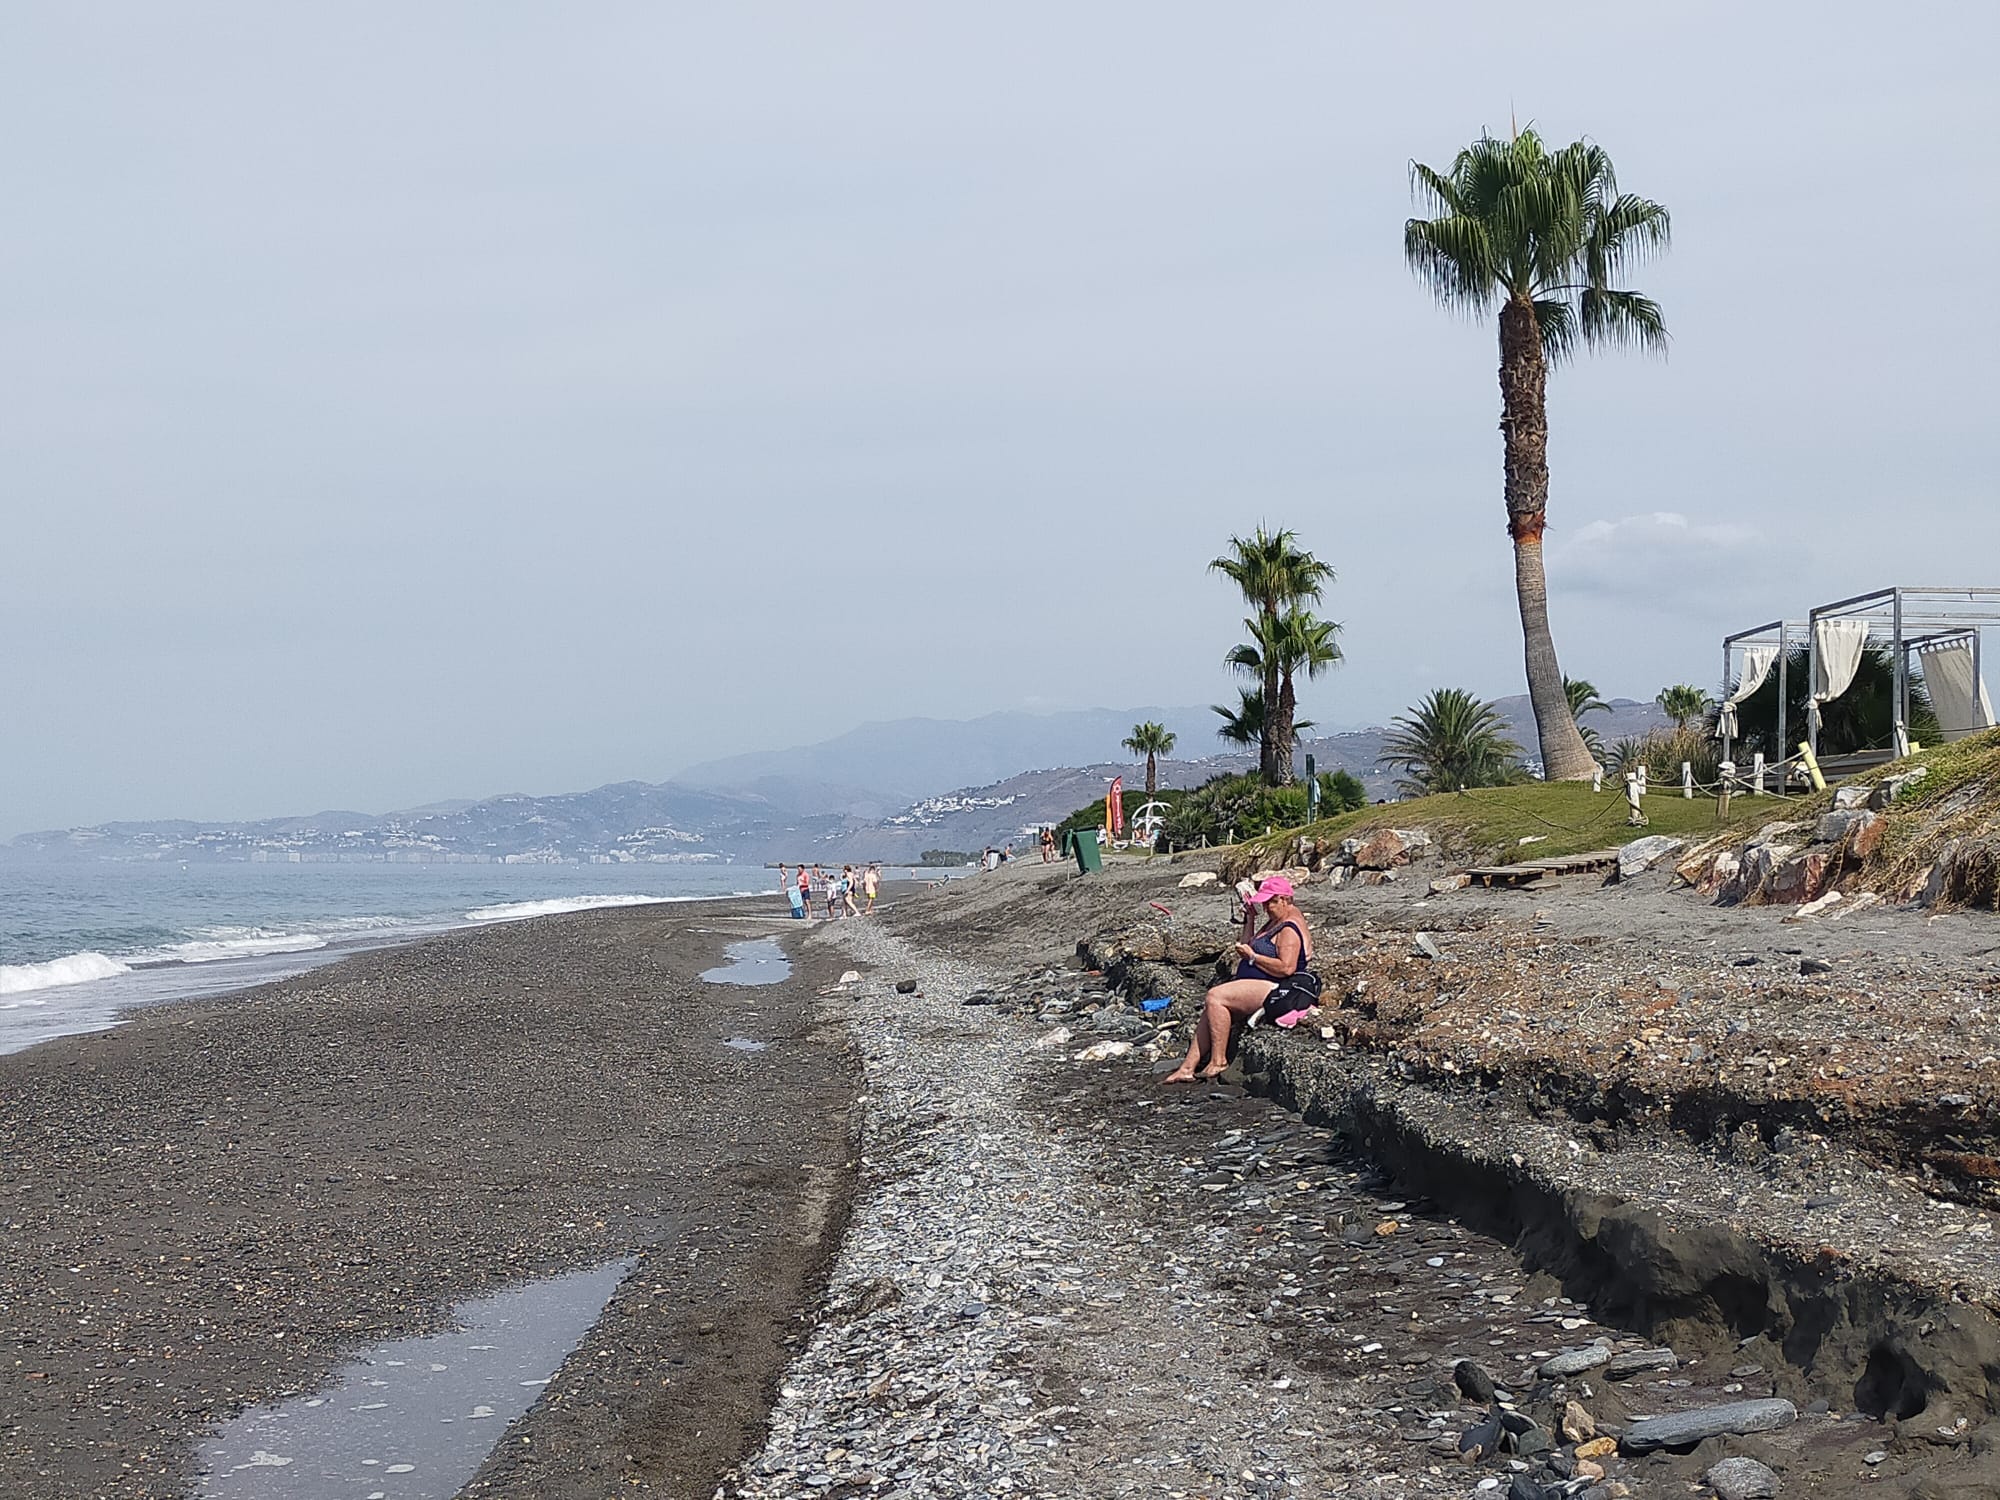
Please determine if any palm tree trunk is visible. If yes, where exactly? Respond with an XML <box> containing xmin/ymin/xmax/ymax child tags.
<box><xmin>1499</xmin><ymin>297</ymin><xmax>1597</xmax><ymax>781</ymax></box>
<box><xmin>1259</xmin><ymin>645</ymin><xmax>1280</xmax><ymax>785</ymax></box>
<box><xmin>1274</xmin><ymin>669</ymin><xmax>1298</xmax><ymax>785</ymax></box>
<box><xmin>1145</xmin><ymin>753</ymin><xmax>1157</xmax><ymax>797</ymax></box>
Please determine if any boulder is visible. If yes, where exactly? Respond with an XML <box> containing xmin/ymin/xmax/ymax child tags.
<box><xmin>1843</xmin><ymin>810</ymin><xmax>1885</xmax><ymax>861</ymax></box>
<box><xmin>1675</xmin><ymin>847</ymin><xmax>1740</xmax><ymax>897</ymax></box>
<box><xmin>1833</xmin><ymin>785</ymin><xmax>1874</xmax><ymax>810</ymax></box>
<box><xmin>1621</xmin><ymin>1398</ymin><xmax>1797</xmax><ymax>1453</ymax></box>
<box><xmin>1760</xmin><ymin>849</ymin><xmax>1829</xmax><ymax>905</ymax></box>
<box><xmin>1706</xmin><ymin>1457</ymin><xmax>1782</xmax><ymax>1500</ymax></box>
<box><xmin>1870</xmin><ymin>764</ymin><xmax>1931</xmax><ymax>809</ymax></box>
<box><xmin>1030</xmin><ymin>1026</ymin><xmax>1072</xmax><ymax>1051</ymax></box>
<box><xmin>1618</xmin><ymin>834</ymin><xmax>1686</xmax><ymax>880</ymax></box>
<box><xmin>1177</xmin><ymin>871</ymin><xmax>1219</xmax><ymax>889</ymax></box>
<box><xmin>1604</xmin><ymin>1347</ymin><xmax>1679</xmax><ymax>1379</ymax></box>
<box><xmin>1343</xmin><ymin>828</ymin><xmax>1425</xmax><ymax>870</ymax></box>
<box><xmin>1540</xmin><ymin>1341</ymin><xmax>1613</xmax><ymax>1378</ymax></box>
<box><xmin>1816</xmin><ymin>809</ymin><xmax>1865</xmax><ymax>844</ymax></box>
<box><xmin>1429</xmin><ymin>873</ymin><xmax>1472</xmax><ymax>894</ymax></box>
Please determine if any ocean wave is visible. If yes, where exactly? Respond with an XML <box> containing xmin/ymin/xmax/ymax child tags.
<box><xmin>464</xmin><ymin>894</ymin><xmax>680</xmax><ymax>923</ymax></box>
<box><xmin>133</xmin><ymin>931</ymin><xmax>331</xmax><ymax>966</ymax></box>
<box><xmin>0</xmin><ymin>951</ymin><xmax>134</xmax><ymax>997</ymax></box>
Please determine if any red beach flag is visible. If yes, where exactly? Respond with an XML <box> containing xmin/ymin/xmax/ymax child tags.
<box><xmin>1108</xmin><ymin>776</ymin><xmax>1125</xmax><ymax>836</ymax></box>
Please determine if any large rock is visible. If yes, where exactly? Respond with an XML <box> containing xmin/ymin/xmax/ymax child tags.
<box><xmin>1618</xmin><ymin>834</ymin><xmax>1686</xmax><ymax>879</ymax></box>
<box><xmin>1604</xmin><ymin>1347</ymin><xmax>1679</xmax><ymax>1378</ymax></box>
<box><xmin>1706</xmin><ymin>1457</ymin><xmax>1782</xmax><ymax>1500</ymax></box>
<box><xmin>1816</xmin><ymin>809</ymin><xmax>1866</xmax><ymax>844</ymax></box>
<box><xmin>1340</xmin><ymin>828</ymin><xmax>1430</xmax><ymax>870</ymax></box>
<box><xmin>1833</xmin><ymin>785</ymin><xmax>1873</xmax><ymax>810</ymax></box>
<box><xmin>1540</xmin><ymin>1341</ymin><xmax>1613</xmax><ymax>1378</ymax></box>
<box><xmin>1870</xmin><ymin>764</ymin><xmax>1931</xmax><ymax>809</ymax></box>
<box><xmin>1843</xmin><ymin>810</ymin><xmax>1885</xmax><ymax>861</ymax></box>
<box><xmin>1621</xmin><ymin>1398</ymin><xmax>1797</xmax><ymax>1453</ymax></box>
<box><xmin>1676</xmin><ymin>846</ymin><xmax>1741</xmax><ymax>897</ymax></box>
<box><xmin>1177</xmin><ymin>871</ymin><xmax>1219</xmax><ymax>889</ymax></box>
<box><xmin>1762</xmin><ymin>848</ymin><xmax>1831</xmax><ymax>905</ymax></box>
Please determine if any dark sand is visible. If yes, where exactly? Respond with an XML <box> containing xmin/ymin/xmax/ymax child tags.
<box><xmin>0</xmin><ymin>901</ymin><xmax>860</xmax><ymax>1499</ymax></box>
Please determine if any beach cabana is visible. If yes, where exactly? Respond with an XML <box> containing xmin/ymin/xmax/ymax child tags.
<box><xmin>1723</xmin><ymin>589</ymin><xmax>2000</xmax><ymax>782</ymax></box>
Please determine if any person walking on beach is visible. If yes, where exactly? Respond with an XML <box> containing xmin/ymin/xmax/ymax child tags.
<box><xmin>840</xmin><ymin>864</ymin><xmax>861</xmax><ymax>918</ymax></box>
<box><xmin>797</xmin><ymin>862</ymin><xmax>812</xmax><ymax>919</ymax></box>
<box><xmin>1040</xmin><ymin>826</ymin><xmax>1056</xmax><ymax>863</ymax></box>
<box><xmin>863</xmin><ymin>863</ymin><xmax>880</xmax><ymax>912</ymax></box>
<box><xmin>780</xmin><ymin>865</ymin><xmax>806</xmax><ymax>920</ymax></box>
<box><xmin>1164</xmin><ymin>876</ymin><xmax>1314</xmax><ymax>1083</ymax></box>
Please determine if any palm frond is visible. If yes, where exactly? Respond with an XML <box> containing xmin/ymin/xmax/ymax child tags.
<box><xmin>1579</xmin><ymin>287</ymin><xmax>1668</xmax><ymax>354</ymax></box>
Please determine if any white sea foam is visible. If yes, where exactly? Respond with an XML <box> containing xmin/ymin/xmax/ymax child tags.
<box><xmin>0</xmin><ymin>951</ymin><xmax>133</xmax><ymax>997</ymax></box>
<box><xmin>137</xmin><ymin>931</ymin><xmax>330</xmax><ymax>965</ymax></box>
<box><xmin>464</xmin><ymin>894</ymin><xmax>677</xmax><ymax>923</ymax></box>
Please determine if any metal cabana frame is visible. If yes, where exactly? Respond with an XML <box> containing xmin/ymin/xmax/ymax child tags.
<box><xmin>1717</xmin><ymin>618</ymin><xmax>1802</xmax><ymax>773</ymax></box>
<box><xmin>1805</xmin><ymin>587</ymin><xmax>2000</xmax><ymax>757</ymax></box>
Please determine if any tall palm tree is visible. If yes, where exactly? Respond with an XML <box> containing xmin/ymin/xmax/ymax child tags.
<box><xmin>1379</xmin><ymin>688</ymin><xmax>1526</xmax><ymax>798</ymax></box>
<box><xmin>1226</xmin><ymin>609</ymin><xmax>1343</xmax><ymax>786</ymax></box>
<box><xmin>1209</xmin><ymin>529</ymin><xmax>1334</xmax><ymax>783</ymax></box>
<box><xmin>1212</xmin><ymin>686</ymin><xmax>1313</xmax><ymax>752</ymax></box>
<box><xmin>1566</xmin><ymin>675</ymin><xmax>1611</xmax><ymax>760</ymax></box>
<box><xmin>1655</xmin><ymin>683</ymin><xmax>1711</xmax><ymax>729</ymax></box>
<box><xmin>1405</xmin><ymin>129</ymin><xmax>1670</xmax><ymax>781</ymax></box>
<box><xmin>1121</xmin><ymin>721</ymin><xmax>1178</xmax><ymax>796</ymax></box>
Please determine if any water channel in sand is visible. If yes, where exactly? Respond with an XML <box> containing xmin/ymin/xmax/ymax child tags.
<box><xmin>199</xmin><ymin>1259</ymin><xmax>632</xmax><ymax>1499</ymax></box>
<box><xmin>699</xmin><ymin>938</ymin><xmax>791</xmax><ymax>986</ymax></box>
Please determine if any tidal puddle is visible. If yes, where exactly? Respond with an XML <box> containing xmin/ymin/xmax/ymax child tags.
<box><xmin>723</xmin><ymin>1036</ymin><xmax>768</xmax><ymax>1052</ymax></box>
<box><xmin>199</xmin><ymin>1258</ymin><xmax>632</xmax><ymax>1499</ymax></box>
<box><xmin>700</xmin><ymin>938</ymin><xmax>791</xmax><ymax>986</ymax></box>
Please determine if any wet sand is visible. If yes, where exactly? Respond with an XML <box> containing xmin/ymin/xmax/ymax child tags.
<box><xmin>0</xmin><ymin>900</ymin><xmax>860</xmax><ymax>1499</ymax></box>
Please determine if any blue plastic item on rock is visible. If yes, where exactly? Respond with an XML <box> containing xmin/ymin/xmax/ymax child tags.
<box><xmin>1141</xmin><ymin>997</ymin><xmax>1172</xmax><ymax>1012</ymax></box>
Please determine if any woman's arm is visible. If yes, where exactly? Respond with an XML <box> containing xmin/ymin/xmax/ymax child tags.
<box><xmin>1233</xmin><ymin>924</ymin><xmax>1301</xmax><ymax>977</ymax></box>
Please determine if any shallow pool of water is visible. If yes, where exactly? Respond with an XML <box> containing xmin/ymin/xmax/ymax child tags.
<box><xmin>199</xmin><ymin>1259</ymin><xmax>632</xmax><ymax>1499</ymax></box>
<box><xmin>700</xmin><ymin>938</ymin><xmax>791</xmax><ymax>986</ymax></box>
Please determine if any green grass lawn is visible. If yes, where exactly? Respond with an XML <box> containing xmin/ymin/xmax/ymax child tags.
<box><xmin>1238</xmin><ymin>779</ymin><xmax>1794</xmax><ymax>869</ymax></box>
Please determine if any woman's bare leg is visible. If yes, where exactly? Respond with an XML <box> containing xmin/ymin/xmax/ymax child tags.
<box><xmin>1195</xmin><ymin>980</ymin><xmax>1274</xmax><ymax>1079</ymax></box>
<box><xmin>1163</xmin><ymin>1008</ymin><xmax>1215</xmax><ymax>1082</ymax></box>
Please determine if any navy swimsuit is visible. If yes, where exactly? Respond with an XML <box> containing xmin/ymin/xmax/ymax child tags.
<box><xmin>1234</xmin><ymin>919</ymin><xmax>1307</xmax><ymax>981</ymax></box>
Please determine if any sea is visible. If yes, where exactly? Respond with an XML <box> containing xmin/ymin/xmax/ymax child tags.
<box><xmin>0</xmin><ymin>861</ymin><xmax>812</xmax><ymax>1057</ymax></box>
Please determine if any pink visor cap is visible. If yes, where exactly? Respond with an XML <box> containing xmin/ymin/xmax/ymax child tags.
<box><xmin>1245</xmin><ymin>875</ymin><xmax>1295</xmax><ymax>904</ymax></box>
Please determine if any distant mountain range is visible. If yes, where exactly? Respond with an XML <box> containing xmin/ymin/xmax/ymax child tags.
<box><xmin>4</xmin><ymin>697</ymin><xmax>1670</xmax><ymax>865</ymax></box>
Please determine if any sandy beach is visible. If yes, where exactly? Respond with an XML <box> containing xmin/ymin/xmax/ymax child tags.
<box><xmin>0</xmin><ymin>900</ymin><xmax>860</xmax><ymax>1499</ymax></box>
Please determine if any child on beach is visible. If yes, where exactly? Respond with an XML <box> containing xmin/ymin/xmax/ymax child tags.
<box><xmin>863</xmin><ymin>863</ymin><xmax>880</xmax><ymax>912</ymax></box>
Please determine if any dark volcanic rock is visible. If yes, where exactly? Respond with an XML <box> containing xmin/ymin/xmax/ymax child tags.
<box><xmin>1622</xmin><ymin>1398</ymin><xmax>1797</xmax><ymax>1452</ymax></box>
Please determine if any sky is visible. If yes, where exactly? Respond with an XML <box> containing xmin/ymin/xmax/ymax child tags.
<box><xmin>4</xmin><ymin>3</ymin><xmax>1996</xmax><ymax>835</ymax></box>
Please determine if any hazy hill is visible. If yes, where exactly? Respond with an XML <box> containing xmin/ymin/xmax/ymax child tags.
<box><xmin>675</xmin><ymin>706</ymin><xmax>1235</xmax><ymax>806</ymax></box>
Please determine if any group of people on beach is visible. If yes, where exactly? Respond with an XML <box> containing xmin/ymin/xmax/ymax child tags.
<box><xmin>779</xmin><ymin>863</ymin><xmax>879</xmax><ymax>920</ymax></box>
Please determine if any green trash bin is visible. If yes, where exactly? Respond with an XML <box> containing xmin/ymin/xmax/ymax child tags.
<box><xmin>1062</xmin><ymin>827</ymin><xmax>1103</xmax><ymax>873</ymax></box>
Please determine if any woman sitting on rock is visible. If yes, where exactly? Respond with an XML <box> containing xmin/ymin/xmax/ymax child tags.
<box><xmin>1164</xmin><ymin>875</ymin><xmax>1314</xmax><ymax>1083</ymax></box>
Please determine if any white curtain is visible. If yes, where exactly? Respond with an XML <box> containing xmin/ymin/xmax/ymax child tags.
<box><xmin>1715</xmin><ymin>644</ymin><xmax>1776</xmax><ymax>741</ymax></box>
<box><xmin>1919</xmin><ymin>638</ymin><xmax>1995</xmax><ymax>741</ymax></box>
<box><xmin>1806</xmin><ymin>619</ymin><xmax>1871</xmax><ymax>738</ymax></box>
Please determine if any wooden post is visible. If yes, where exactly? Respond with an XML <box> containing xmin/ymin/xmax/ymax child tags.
<box><xmin>1682</xmin><ymin>762</ymin><xmax>1694</xmax><ymax>799</ymax></box>
<box><xmin>1798</xmin><ymin>741</ymin><xmax>1826</xmax><ymax>793</ymax></box>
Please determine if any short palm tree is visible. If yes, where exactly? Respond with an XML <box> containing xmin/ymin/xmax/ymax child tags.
<box><xmin>1210</xmin><ymin>529</ymin><xmax>1333</xmax><ymax>785</ymax></box>
<box><xmin>1406</xmin><ymin>129</ymin><xmax>1670</xmax><ymax>782</ymax></box>
<box><xmin>1655</xmin><ymin>683</ymin><xmax>1711</xmax><ymax>730</ymax></box>
<box><xmin>1379</xmin><ymin>688</ymin><xmax>1525</xmax><ymax>798</ymax></box>
<box><xmin>1226</xmin><ymin>609</ymin><xmax>1343</xmax><ymax>786</ymax></box>
<box><xmin>1122</xmin><ymin>721</ymin><xmax>1178</xmax><ymax>797</ymax></box>
<box><xmin>1566</xmin><ymin>676</ymin><xmax>1611</xmax><ymax>760</ymax></box>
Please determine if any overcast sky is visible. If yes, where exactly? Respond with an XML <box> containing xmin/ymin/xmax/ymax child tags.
<box><xmin>4</xmin><ymin>3</ymin><xmax>1995</xmax><ymax>835</ymax></box>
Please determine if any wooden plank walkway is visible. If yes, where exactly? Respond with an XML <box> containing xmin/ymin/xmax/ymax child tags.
<box><xmin>1464</xmin><ymin>848</ymin><xmax>1624</xmax><ymax>888</ymax></box>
